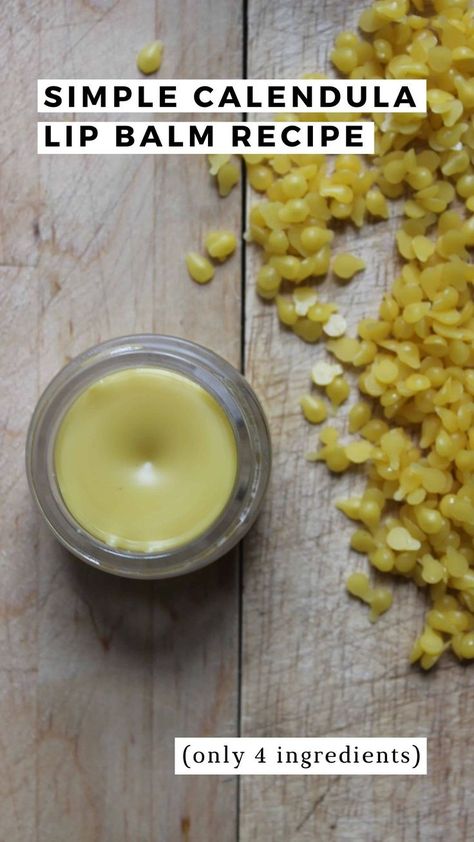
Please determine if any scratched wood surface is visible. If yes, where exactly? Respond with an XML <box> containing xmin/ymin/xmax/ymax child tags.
<box><xmin>2</xmin><ymin>0</ymin><xmax>474</xmax><ymax>841</ymax></box>
<box><xmin>1</xmin><ymin>1</ymin><xmax>241</xmax><ymax>841</ymax></box>
<box><xmin>242</xmin><ymin>2</ymin><xmax>474</xmax><ymax>842</ymax></box>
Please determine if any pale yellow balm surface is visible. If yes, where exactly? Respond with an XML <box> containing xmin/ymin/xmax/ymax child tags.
<box><xmin>54</xmin><ymin>368</ymin><xmax>237</xmax><ymax>552</ymax></box>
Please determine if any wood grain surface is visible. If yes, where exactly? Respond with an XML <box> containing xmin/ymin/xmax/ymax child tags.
<box><xmin>2</xmin><ymin>1</ymin><xmax>241</xmax><ymax>841</ymax></box>
<box><xmin>1</xmin><ymin>0</ymin><xmax>473</xmax><ymax>841</ymax></box>
<box><xmin>242</xmin><ymin>3</ymin><xmax>474</xmax><ymax>842</ymax></box>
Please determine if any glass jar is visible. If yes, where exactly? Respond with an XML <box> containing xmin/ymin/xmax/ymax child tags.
<box><xmin>26</xmin><ymin>335</ymin><xmax>271</xmax><ymax>579</ymax></box>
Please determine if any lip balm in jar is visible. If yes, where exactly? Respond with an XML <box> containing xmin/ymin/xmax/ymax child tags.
<box><xmin>26</xmin><ymin>335</ymin><xmax>271</xmax><ymax>578</ymax></box>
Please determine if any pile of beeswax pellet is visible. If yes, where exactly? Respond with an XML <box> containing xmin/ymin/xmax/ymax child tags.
<box><xmin>331</xmin><ymin>0</ymin><xmax>474</xmax><ymax>670</ymax></box>
<box><xmin>186</xmin><ymin>230</ymin><xmax>237</xmax><ymax>283</ymax></box>
<box><xmin>310</xmin><ymin>0</ymin><xmax>474</xmax><ymax>670</ymax></box>
<box><xmin>203</xmin><ymin>0</ymin><xmax>474</xmax><ymax>669</ymax></box>
<box><xmin>244</xmin><ymin>153</ymin><xmax>370</xmax><ymax>341</ymax></box>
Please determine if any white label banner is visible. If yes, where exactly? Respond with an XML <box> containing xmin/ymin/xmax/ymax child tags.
<box><xmin>37</xmin><ymin>78</ymin><xmax>427</xmax><ymax>113</ymax></box>
<box><xmin>37</xmin><ymin>120</ymin><xmax>375</xmax><ymax>155</ymax></box>
<box><xmin>175</xmin><ymin>737</ymin><xmax>427</xmax><ymax>775</ymax></box>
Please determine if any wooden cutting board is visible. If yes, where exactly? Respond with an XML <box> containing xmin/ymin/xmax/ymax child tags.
<box><xmin>1</xmin><ymin>0</ymin><xmax>472</xmax><ymax>840</ymax></box>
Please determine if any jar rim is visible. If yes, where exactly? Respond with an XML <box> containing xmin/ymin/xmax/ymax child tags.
<box><xmin>26</xmin><ymin>334</ymin><xmax>272</xmax><ymax>579</ymax></box>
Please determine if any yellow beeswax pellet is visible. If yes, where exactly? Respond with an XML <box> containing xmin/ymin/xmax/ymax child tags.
<box><xmin>185</xmin><ymin>252</ymin><xmax>215</xmax><ymax>284</ymax></box>
<box><xmin>366</xmin><ymin>188</ymin><xmax>389</xmax><ymax>218</ymax></box>
<box><xmin>333</xmin><ymin>253</ymin><xmax>366</xmax><ymax>280</ymax></box>
<box><xmin>415</xmin><ymin>507</ymin><xmax>443</xmax><ymax>534</ymax></box>
<box><xmin>319</xmin><ymin>426</ymin><xmax>339</xmax><ymax>446</ymax></box>
<box><xmin>281</xmin><ymin>172</ymin><xmax>307</xmax><ymax>198</ymax></box>
<box><xmin>300</xmin><ymin>395</ymin><xmax>327</xmax><ymax>424</ymax></box>
<box><xmin>323</xmin><ymin>314</ymin><xmax>347</xmax><ymax>337</ymax></box>
<box><xmin>457</xmin><ymin>633</ymin><xmax>474</xmax><ymax>660</ymax></box>
<box><xmin>136</xmin><ymin>40</ymin><xmax>164</xmax><ymax>75</ymax></box>
<box><xmin>248</xmin><ymin>164</ymin><xmax>273</xmax><ymax>192</ymax></box>
<box><xmin>205</xmin><ymin>230</ymin><xmax>237</xmax><ymax>261</ymax></box>
<box><xmin>370</xmin><ymin>547</ymin><xmax>395</xmax><ymax>573</ymax></box>
<box><xmin>346</xmin><ymin>571</ymin><xmax>371</xmax><ymax>600</ymax></box>
<box><xmin>217</xmin><ymin>162</ymin><xmax>240</xmax><ymax>197</ymax></box>
<box><xmin>419</xmin><ymin>626</ymin><xmax>444</xmax><ymax>656</ymax></box>
<box><xmin>325</xmin><ymin>445</ymin><xmax>350</xmax><ymax>473</ymax></box>
<box><xmin>336</xmin><ymin>497</ymin><xmax>361</xmax><ymax>519</ymax></box>
<box><xmin>351</xmin><ymin>529</ymin><xmax>376</xmax><ymax>554</ymax></box>
<box><xmin>444</xmin><ymin>548</ymin><xmax>469</xmax><ymax>578</ymax></box>
<box><xmin>359</xmin><ymin>499</ymin><xmax>381</xmax><ymax>529</ymax></box>
<box><xmin>300</xmin><ymin>226</ymin><xmax>333</xmax><ymax>253</ymax></box>
<box><xmin>420</xmin><ymin>555</ymin><xmax>444</xmax><ymax>584</ymax></box>
<box><xmin>326</xmin><ymin>376</ymin><xmax>350</xmax><ymax>406</ymax></box>
<box><xmin>276</xmin><ymin>295</ymin><xmax>298</xmax><ymax>326</ymax></box>
<box><xmin>369</xmin><ymin>588</ymin><xmax>393</xmax><ymax>622</ymax></box>
<box><xmin>312</xmin><ymin>361</ymin><xmax>343</xmax><ymax>386</ymax></box>
<box><xmin>293</xmin><ymin>287</ymin><xmax>318</xmax><ymax>316</ymax></box>
<box><xmin>327</xmin><ymin>337</ymin><xmax>361</xmax><ymax>363</ymax></box>
<box><xmin>256</xmin><ymin>265</ymin><xmax>281</xmax><ymax>299</ymax></box>
<box><xmin>373</xmin><ymin>358</ymin><xmax>399</xmax><ymax>384</ymax></box>
<box><xmin>387</xmin><ymin>526</ymin><xmax>421</xmax><ymax>552</ymax></box>
<box><xmin>208</xmin><ymin>154</ymin><xmax>230</xmax><ymax>176</ymax></box>
<box><xmin>412</xmin><ymin>235</ymin><xmax>435</xmax><ymax>262</ymax></box>
<box><xmin>348</xmin><ymin>401</ymin><xmax>372</xmax><ymax>433</ymax></box>
<box><xmin>345</xmin><ymin>440</ymin><xmax>375</xmax><ymax>464</ymax></box>
<box><xmin>403</xmin><ymin>301</ymin><xmax>431</xmax><ymax>324</ymax></box>
<box><xmin>308</xmin><ymin>301</ymin><xmax>338</xmax><ymax>323</ymax></box>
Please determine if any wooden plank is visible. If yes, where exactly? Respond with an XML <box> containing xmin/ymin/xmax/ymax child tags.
<box><xmin>1</xmin><ymin>5</ymin><xmax>39</xmax><ymax>266</ymax></box>
<box><xmin>0</xmin><ymin>1</ymin><xmax>242</xmax><ymax>840</ymax></box>
<box><xmin>241</xmin><ymin>2</ymin><xmax>474</xmax><ymax>841</ymax></box>
<box><xmin>0</xmin><ymin>267</ymin><xmax>40</xmax><ymax>842</ymax></box>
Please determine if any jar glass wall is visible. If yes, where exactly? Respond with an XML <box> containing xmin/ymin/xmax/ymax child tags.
<box><xmin>26</xmin><ymin>335</ymin><xmax>271</xmax><ymax>579</ymax></box>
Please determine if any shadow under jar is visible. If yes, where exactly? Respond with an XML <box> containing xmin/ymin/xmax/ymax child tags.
<box><xmin>26</xmin><ymin>335</ymin><xmax>271</xmax><ymax>579</ymax></box>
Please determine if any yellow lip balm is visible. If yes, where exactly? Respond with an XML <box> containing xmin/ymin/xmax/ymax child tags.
<box><xmin>54</xmin><ymin>367</ymin><xmax>238</xmax><ymax>553</ymax></box>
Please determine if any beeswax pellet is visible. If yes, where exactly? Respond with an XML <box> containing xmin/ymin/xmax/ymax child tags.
<box><xmin>457</xmin><ymin>633</ymin><xmax>474</xmax><ymax>660</ymax></box>
<box><xmin>217</xmin><ymin>162</ymin><xmax>240</xmax><ymax>197</ymax></box>
<box><xmin>320</xmin><ymin>426</ymin><xmax>339</xmax><ymax>446</ymax></box>
<box><xmin>336</xmin><ymin>497</ymin><xmax>361</xmax><ymax>519</ymax></box>
<box><xmin>420</xmin><ymin>556</ymin><xmax>444</xmax><ymax>584</ymax></box>
<box><xmin>312</xmin><ymin>361</ymin><xmax>343</xmax><ymax>386</ymax></box>
<box><xmin>351</xmin><ymin>529</ymin><xmax>376</xmax><ymax>554</ymax></box>
<box><xmin>366</xmin><ymin>188</ymin><xmax>389</xmax><ymax>218</ymax></box>
<box><xmin>326</xmin><ymin>376</ymin><xmax>350</xmax><ymax>406</ymax></box>
<box><xmin>370</xmin><ymin>547</ymin><xmax>395</xmax><ymax>572</ymax></box>
<box><xmin>205</xmin><ymin>230</ymin><xmax>237</xmax><ymax>261</ymax></box>
<box><xmin>359</xmin><ymin>500</ymin><xmax>381</xmax><ymax>528</ymax></box>
<box><xmin>373</xmin><ymin>359</ymin><xmax>399</xmax><ymax>384</ymax></box>
<box><xmin>257</xmin><ymin>265</ymin><xmax>281</xmax><ymax>299</ymax></box>
<box><xmin>323</xmin><ymin>314</ymin><xmax>347</xmax><ymax>337</ymax></box>
<box><xmin>348</xmin><ymin>402</ymin><xmax>372</xmax><ymax>433</ymax></box>
<box><xmin>347</xmin><ymin>572</ymin><xmax>371</xmax><ymax>600</ymax></box>
<box><xmin>136</xmin><ymin>40</ymin><xmax>164</xmax><ymax>75</ymax></box>
<box><xmin>185</xmin><ymin>252</ymin><xmax>214</xmax><ymax>284</ymax></box>
<box><xmin>300</xmin><ymin>395</ymin><xmax>327</xmax><ymax>424</ymax></box>
<box><xmin>333</xmin><ymin>253</ymin><xmax>366</xmax><ymax>280</ymax></box>
<box><xmin>300</xmin><ymin>226</ymin><xmax>333</xmax><ymax>252</ymax></box>
<box><xmin>281</xmin><ymin>172</ymin><xmax>307</xmax><ymax>198</ymax></box>
<box><xmin>419</xmin><ymin>627</ymin><xmax>444</xmax><ymax>656</ymax></box>
<box><xmin>208</xmin><ymin>154</ymin><xmax>229</xmax><ymax>176</ymax></box>
<box><xmin>369</xmin><ymin>588</ymin><xmax>393</xmax><ymax>622</ymax></box>
<box><xmin>345</xmin><ymin>441</ymin><xmax>374</xmax><ymax>464</ymax></box>
<box><xmin>327</xmin><ymin>337</ymin><xmax>360</xmax><ymax>363</ymax></box>
<box><xmin>387</xmin><ymin>527</ymin><xmax>421</xmax><ymax>552</ymax></box>
<box><xmin>325</xmin><ymin>446</ymin><xmax>350</xmax><ymax>473</ymax></box>
<box><xmin>415</xmin><ymin>507</ymin><xmax>443</xmax><ymax>534</ymax></box>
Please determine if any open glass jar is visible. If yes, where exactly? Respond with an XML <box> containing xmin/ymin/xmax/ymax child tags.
<box><xmin>26</xmin><ymin>335</ymin><xmax>271</xmax><ymax>579</ymax></box>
